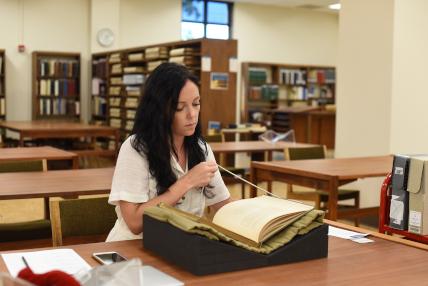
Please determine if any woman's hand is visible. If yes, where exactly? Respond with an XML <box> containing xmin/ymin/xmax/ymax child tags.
<box><xmin>181</xmin><ymin>161</ymin><xmax>218</xmax><ymax>189</ymax></box>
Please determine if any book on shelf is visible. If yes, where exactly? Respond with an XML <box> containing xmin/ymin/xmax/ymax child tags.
<box><xmin>169</xmin><ymin>47</ymin><xmax>198</xmax><ymax>57</ymax></box>
<box><xmin>39</xmin><ymin>79</ymin><xmax>78</xmax><ymax>97</ymax></box>
<box><xmin>125</xmin><ymin>97</ymin><xmax>138</xmax><ymax>108</ymax></box>
<box><xmin>0</xmin><ymin>55</ymin><xmax>3</xmax><ymax>74</ymax></box>
<box><xmin>128</xmin><ymin>52</ymin><xmax>144</xmax><ymax>61</ymax></box>
<box><xmin>39</xmin><ymin>59</ymin><xmax>79</xmax><ymax>78</ymax></box>
<box><xmin>93</xmin><ymin>96</ymin><xmax>106</xmax><ymax>116</ymax></box>
<box><xmin>110</xmin><ymin>77</ymin><xmax>123</xmax><ymax>85</ymax></box>
<box><xmin>109</xmin><ymin>97</ymin><xmax>121</xmax><ymax>107</ymax></box>
<box><xmin>126</xmin><ymin>109</ymin><xmax>136</xmax><ymax>119</ymax></box>
<box><xmin>248</xmin><ymin>68</ymin><xmax>268</xmax><ymax>86</ymax></box>
<box><xmin>109</xmin><ymin>86</ymin><xmax>121</xmax><ymax>96</ymax></box>
<box><xmin>125</xmin><ymin>120</ymin><xmax>133</xmax><ymax>131</ymax></box>
<box><xmin>111</xmin><ymin>63</ymin><xmax>122</xmax><ymax>74</ymax></box>
<box><xmin>147</xmin><ymin>60</ymin><xmax>167</xmax><ymax>72</ymax></box>
<box><xmin>92</xmin><ymin>78</ymin><xmax>106</xmax><ymax>96</ymax></box>
<box><xmin>123</xmin><ymin>74</ymin><xmax>144</xmax><ymax>85</ymax></box>
<box><xmin>279</xmin><ymin>69</ymin><xmax>306</xmax><ymax>85</ymax></box>
<box><xmin>126</xmin><ymin>86</ymin><xmax>141</xmax><ymax>97</ymax></box>
<box><xmin>123</xmin><ymin>66</ymin><xmax>144</xmax><ymax>73</ymax></box>
<box><xmin>109</xmin><ymin>118</ymin><xmax>122</xmax><ymax>128</ymax></box>
<box><xmin>145</xmin><ymin>47</ymin><xmax>169</xmax><ymax>60</ymax></box>
<box><xmin>109</xmin><ymin>107</ymin><xmax>121</xmax><ymax>117</ymax></box>
<box><xmin>307</xmin><ymin>69</ymin><xmax>335</xmax><ymax>85</ymax></box>
<box><xmin>261</xmin><ymin>85</ymin><xmax>279</xmax><ymax>101</ymax></box>
<box><xmin>92</xmin><ymin>58</ymin><xmax>107</xmax><ymax>78</ymax></box>
<box><xmin>169</xmin><ymin>56</ymin><xmax>200</xmax><ymax>66</ymax></box>
<box><xmin>109</xmin><ymin>53</ymin><xmax>121</xmax><ymax>63</ymax></box>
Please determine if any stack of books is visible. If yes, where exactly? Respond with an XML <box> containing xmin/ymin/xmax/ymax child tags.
<box><xmin>145</xmin><ymin>47</ymin><xmax>169</xmax><ymax>60</ymax></box>
<box><xmin>128</xmin><ymin>52</ymin><xmax>144</xmax><ymax>62</ymax></box>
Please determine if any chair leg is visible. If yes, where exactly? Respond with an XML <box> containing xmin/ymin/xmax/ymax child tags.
<box><xmin>354</xmin><ymin>193</ymin><xmax>361</xmax><ymax>227</ymax></box>
<box><xmin>241</xmin><ymin>183</ymin><xmax>246</xmax><ymax>199</ymax></box>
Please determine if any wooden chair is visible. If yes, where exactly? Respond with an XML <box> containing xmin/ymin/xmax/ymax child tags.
<box><xmin>285</xmin><ymin>145</ymin><xmax>360</xmax><ymax>226</ymax></box>
<box><xmin>0</xmin><ymin>160</ymin><xmax>51</xmax><ymax>243</ymax></box>
<box><xmin>205</xmin><ymin>133</ymin><xmax>247</xmax><ymax>198</ymax></box>
<box><xmin>50</xmin><ymin>196</ymin><xmax>116</xmax><ymax>246</ymax></box>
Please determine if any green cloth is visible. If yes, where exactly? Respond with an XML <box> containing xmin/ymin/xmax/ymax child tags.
<box><xmin>144</xmin><ymin>203</ymin><xmax>325</xmax><ymax>254</ymax></box>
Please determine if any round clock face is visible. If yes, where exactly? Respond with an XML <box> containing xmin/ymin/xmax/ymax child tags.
<box><xmin>97</xmin><ymin>28</ymin><xmax>115</xmax><ymax>47</ymax></box>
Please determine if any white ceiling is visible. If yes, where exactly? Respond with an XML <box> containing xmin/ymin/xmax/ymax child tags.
<box><xmin>227</xmin><ymin>0</ymin><xmax>339</xmax><ymax>10</ymax></box>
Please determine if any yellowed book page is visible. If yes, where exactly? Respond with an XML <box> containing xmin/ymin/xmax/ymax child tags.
<box><xmin>212</xmin><ymin>196</ymin><xmax>313</xmax><ymax>243</ymax></box>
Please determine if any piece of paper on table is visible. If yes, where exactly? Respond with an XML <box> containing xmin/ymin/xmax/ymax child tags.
<box><xmin>328</xmin><ymin>226</ymin><xmax>373</xmax><ymax>243</ymax></box>
<box><xmin>1</xmin><ymin>249</ymin><xmax>91</xmax><ymax>277</ymax></box>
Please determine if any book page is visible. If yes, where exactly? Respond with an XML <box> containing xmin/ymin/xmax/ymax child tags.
<box><xmin>2</xmin><ymin>248</ymin><xmax>91</xmax><ymax>277</ymax></box>
<box><xmin>212</xmin><ymin>196</ymin><xmax>313</xmax><ymax>243</ymax></box>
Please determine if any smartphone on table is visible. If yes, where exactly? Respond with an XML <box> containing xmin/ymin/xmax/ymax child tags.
<box><xmin>92</xmin><ymin>252</ymin><xmax>127</xmax><ymax>265</ymax></box>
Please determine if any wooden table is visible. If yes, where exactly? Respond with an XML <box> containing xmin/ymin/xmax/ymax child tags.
<box><xmin>1</xmin><ymin>221</ymin><xmax>426</xmax><ymax>285</ymax></box>
<box><xmin>0</xmin><ymin>121</ymin><xmax>119</xmax><ymax>157</ymax></box>
<box><xmin>251</xmin><ymin>155</ymin><xmax>393</xmax><ymax>220</ymax></box>
<box><xmin>210</xmin><ymin>141</ymin><xmax>314</xmax><ymax>160</ymax></box>
<box><xmin>0</xmin><ymin>146</ymin><xmax>79</xmax><ymax>169</ymax></box>
<box><xmin>0</xmin><ymin>167</ymin><xmax>114</xmax><ymax>200</ymax></box>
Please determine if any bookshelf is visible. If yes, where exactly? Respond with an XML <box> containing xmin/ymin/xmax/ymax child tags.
<box><xmin>241</xmin><ymin>62</ymin><xmax>335</xmax><ymax>127</ymax></box>
<box><xmin>0</xmin><ymin>49</ymin><xmax>5</xmax><ymax>120</ymax></box>
<box><xmin>91</xmin><ymin>39</ymin><xmax>237</xmax><ymax>140</ymax></box>
<box><xmin>32</xmin><ymin>51</ymin><xmax>81</xmax><ymax>120</ymax></box>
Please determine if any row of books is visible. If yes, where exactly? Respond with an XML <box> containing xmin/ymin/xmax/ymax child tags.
<box><xmin>109</xmin><ymin>53</ymin><xmax>121</xmax><ymax>64</ymax></box>
<box><xmin>307</xmin><ymin>69</ymin><xmax>335</xmax><ymax>84</ymax></box>
<box><xmin>107</xmin><ymin>86</ymin><xmax>142</xmax><ymax>97</ymax></box>
<box><xmin>39</xmin><ymin>59</ymin><xmax>79</xmax><ymax>78</ymax></box>
<box><xmin>249</xmin><ymin>85</ymin><xmax>279</xmax><ymax>101</ymax></box>
<box><xmin>92</xmin><ymin>78</ymin><xmax>107</xmax><ymax>96</ymax></box>
<box><xmin>145</xmin><ymin>47</ymin><xmax>169</xmax><ymax>60</ymax></box>
<box><xmin>249</xmin><ymin>85</ymin><xmax>334</xmax><ymax>101</ymax></box>
<box><xmin>108</xmin><ymin>118</ymin><xmax>135</xmax><ymax>130</ymax></box>
<box><xmin>169</xmin><ymin>56</ymin><xmax>200</xmax><ymax>66</ymax></box>
<box><xmin>170</xmin><ymin>47</ymin><xmax>198</xmax><ymax>56</ymax></box>
<box><xmin>0</xmin><ymin>98</ymin><xmax>5</xmax><ymax>115</ymax></box>
<box><xmin>248</xmin><ymin>68</ymin><xmax>269</xmax><ymax>86</ymax></box>
<box><xmin>109</xmin><ymin>97</ymin><xmax>121</xmax><ymax>107</ymax></box>
<box><xmin>39</xmin><ymin>98</ymin><xmax>80</xmax><ymax>115</ymax></box>
<box><xmin>39</xmin><ymin>79</ymin><xmax>79</xmax><ymax>97</ymax></box>
<box><xmin>109</xmin><ymin>107</ymin><xmax>121</xmax><ymax>117</ymax></box>
<box><xmin>147</xmin><ymin>60</ymin><xmax>167</xmax><ymax>72</ymax></box>
<box><xmin>128</xmin><ymin>52</ymin><xmax>144</xmax><ymax>62</ymax></box>
<box><xmin>108</xmin><ymin>47</ymin><xmax>199</xmax><ymax>64</ymax></box>
<box><xmin>92</xmin><ymin>58</ymin><xmax>107</xmax><ymax>78</ymax></box>
<box><xmin>279</xmin><ymin>69</ymin><xmax>306</xmax><ymax>85</ymax></box>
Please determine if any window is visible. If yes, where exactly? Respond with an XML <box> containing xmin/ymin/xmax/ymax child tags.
<box><xmin>182</xmin><ymin>0</ymin><xmax>232</xmax><ymax>40</ymax></box>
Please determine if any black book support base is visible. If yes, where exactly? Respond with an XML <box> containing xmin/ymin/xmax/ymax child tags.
<box><xmin>143</xmin><ymin>215</ymin><xmax>329</xmax><ymax>276</ymax></box>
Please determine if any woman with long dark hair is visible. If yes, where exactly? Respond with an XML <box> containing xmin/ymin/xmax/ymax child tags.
<box><xmin>107</xmin><ymin>63</ymin><xmax>231</xmax><ymax>241</ymax></box>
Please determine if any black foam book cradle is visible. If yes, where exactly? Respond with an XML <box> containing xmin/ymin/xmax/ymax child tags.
<box><xmin>142</xmin><ymin>215</ymin><xmax>329</xmax><ymax>276</ymax></box>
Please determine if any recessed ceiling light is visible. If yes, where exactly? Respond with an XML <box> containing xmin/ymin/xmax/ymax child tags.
<box><xmin>328</xmin><ymin>3</ymin><xmax>341</xmax><ymax>10</ymax></box>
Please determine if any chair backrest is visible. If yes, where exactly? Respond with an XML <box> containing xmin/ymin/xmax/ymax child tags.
<box><xmin>285</xmin><ymin>145</ymin><xmax>326</xmax><ymax>161</ymax></box>
<box><xmin>0</xmin><ymin>160</ymin><xmax>47</xmax><ymax>173</ymax></box>
<box><xmin>205</xmin><ymin>133</ymin><xmax>225</xmax><ymax>143</ymax></box>
<box><xmin>50</xmin><ymin>196</ymin><xmax>116</xmax><ymax>246</ymax></box>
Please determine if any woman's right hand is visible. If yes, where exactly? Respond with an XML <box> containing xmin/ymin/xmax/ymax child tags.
<box><xmin>182</xmin><ymin>161</ymin><xmax>218</xmax><ymax>189</ymax></box>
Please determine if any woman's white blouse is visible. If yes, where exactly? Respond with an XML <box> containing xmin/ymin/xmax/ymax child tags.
<box><xmin>106</xmin><ymin>135</ymin><xmax>230</xmax><ymax>242</ymax></box>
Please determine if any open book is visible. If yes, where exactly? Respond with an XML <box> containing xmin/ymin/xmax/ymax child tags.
<box><xmin>209</xmin><ymin>196</ymin><xmax>313</xmax><ymax>246</ymax></box>
<box><xmin>167</xmin><ymin>195</ymin><xmax>314</xmax><ymax>247</ymax></box>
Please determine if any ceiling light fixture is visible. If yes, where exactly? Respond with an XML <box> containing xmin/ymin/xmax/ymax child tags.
<box><xmin>328</xmin><ymin>3</ymin><xmax>341</xmax><ymax>10</ymax></box>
